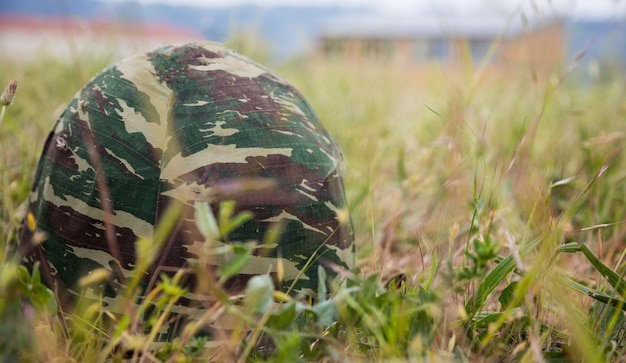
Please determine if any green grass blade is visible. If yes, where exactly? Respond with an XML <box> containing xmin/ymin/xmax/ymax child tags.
<box><xmin>578</xmin><ymin>242</ymin><xmax>626</xmax><ymax>297</ymax></box>
<box><xmin>464</xmin><ymin>255</ymin><xmax>516</xmax><ymax>318</ymax></box>
<box><xmin>557</xmin><ymin>274</ymin><xmax>626</xmax><ymax>310</ymax></box>
<box><xmin>555</xmin><ymin>242</ymin><xmax>582</xmax><ymax>254</ymax></box>
<box><xmin>472</xmin><ymin>308</ymin><xmax>521</xmax><ymax>328</ymax></box>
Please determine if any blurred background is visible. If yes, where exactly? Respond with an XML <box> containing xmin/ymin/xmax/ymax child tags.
<box><xmin>1</xmin><ymin>0</ymin><xmax>626</xmax><ymax>82</ymax></box>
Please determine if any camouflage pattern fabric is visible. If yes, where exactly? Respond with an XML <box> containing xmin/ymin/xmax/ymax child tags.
<box><xmin>18</xmin><ymin>41</ymin><xmax>353</xmax><ymax>337</ymax></box>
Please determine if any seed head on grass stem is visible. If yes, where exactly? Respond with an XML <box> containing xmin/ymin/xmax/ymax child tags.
<box><xmin>0</xmin><ymin>79</ymin><xmax>18</xmax><ymax>127</ymax></box>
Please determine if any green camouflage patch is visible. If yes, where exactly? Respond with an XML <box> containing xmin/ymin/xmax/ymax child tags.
<box><xmin>18</xmin><ymin>41</ymin><xmax>353</xmax><ymax>338</ymax></box>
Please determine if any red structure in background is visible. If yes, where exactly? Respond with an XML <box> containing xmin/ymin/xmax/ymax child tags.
<box><xmin>0</xmin><ymin>15</ymin><xmax>202</xmax><ymax>60</ymax></box>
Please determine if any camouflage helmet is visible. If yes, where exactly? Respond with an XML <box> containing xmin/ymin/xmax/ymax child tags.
<box><xmin>18</xmin><ymin>41</ymin><xmax>353</xmax><ymax>319</ymax></box>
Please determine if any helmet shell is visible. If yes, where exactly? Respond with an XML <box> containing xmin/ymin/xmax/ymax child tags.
<box><xmin>19</xmin><ymin>41</ymin><xmax>353</xmax><ymax>313</ymax></box>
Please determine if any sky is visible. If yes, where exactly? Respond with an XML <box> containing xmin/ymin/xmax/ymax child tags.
<box><xmin>105</xmin><ymin>0</ymin><xmax>626</xmax><ymax>19</ymax></box>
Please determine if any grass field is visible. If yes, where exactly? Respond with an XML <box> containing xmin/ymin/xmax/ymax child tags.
<box><xmin>2</xmin><ymin>38</ymin><xmax>626</xmax><ymax>362</ymax></box>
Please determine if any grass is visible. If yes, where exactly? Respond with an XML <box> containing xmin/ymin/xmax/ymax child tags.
<box><xmin>3</xmin><ymin>35</ymin><xmax>626</xmax><ymax>362</ymax></box>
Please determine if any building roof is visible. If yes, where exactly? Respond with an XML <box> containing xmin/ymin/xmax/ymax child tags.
<box><xmin>0</xmin><ymin>15</ymin><xmax>203</xmax><ymax>60</ymax></box>
<box><xmin>0</xmin><ymin>15</ymin><xmax>201</xmax><ymax>40</ymax></box>
<box><xmin>320</xmin><ymin>14</ymin><xmax>561</xmax><ymax>40</ymax></box>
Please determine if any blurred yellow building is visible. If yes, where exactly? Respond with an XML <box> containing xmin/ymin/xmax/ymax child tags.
<box><xmin>318</xmin><ymin>15</ymin><xmax>565</xmax><ymax>76</ymax></box>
